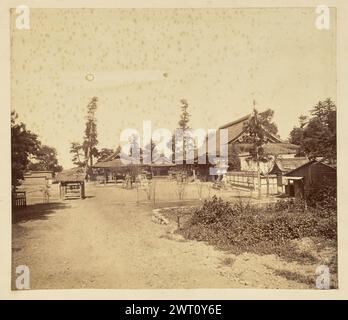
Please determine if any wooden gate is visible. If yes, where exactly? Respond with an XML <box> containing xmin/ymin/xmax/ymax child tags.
<box><xmin>12</xmin><ymin>191</ymin><xmax>27</xmax><ymax>207</ymax></box>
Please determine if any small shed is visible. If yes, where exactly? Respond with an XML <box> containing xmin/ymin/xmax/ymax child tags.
<box><xmin>55</xmin><ymin>168</ymin><xmax>86</xmax><ymax>199</ymax></box>
<box><xmin>269</xmin><ymin>157</ymin><xmax>309</xmax><ymax>193</ymax></box>
<box><xmin>284</xmin><ymin>160</ymin><xmax>336</xmax><ymax>200</ymax></box>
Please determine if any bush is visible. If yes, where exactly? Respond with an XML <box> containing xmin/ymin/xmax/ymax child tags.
<box><xmin>306</xmin><ymin>185</ymin><xmax>336</xmax><ymax>214</ymax></box>
<box><xmin>178</xmin><ymin>196</ymin><xmax>337</xmax><ymax>259</ymax></box>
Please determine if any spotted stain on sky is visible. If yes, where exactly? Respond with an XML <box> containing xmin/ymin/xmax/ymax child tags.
<box><xmin>10</xmin><ymin>8</ymin><xmax>336</xmax><ymax>168</ymax></box>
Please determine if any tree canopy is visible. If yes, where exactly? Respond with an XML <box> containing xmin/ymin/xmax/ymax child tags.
<box><xmin>97</xmin><ymin>148</ymin><xmax>115</xmax><ymax>161</ymax></box>
<box><xmin>243</xmin><ymin>108</ymin><xmax>276</xmax><ymax>163</ymax></box>
<box><xmin>28</xmin><ymin>145</ymin><xmax>63</xmax><ymax>173</ymax></box>
<box><xmin>11</xmin><ymin>111</ymin><xmax>62</xmax><ymax>188</ymax></box>
<box><xmin>70</xmin><ymin>142</ymin><xmax>86</xmax><ymax>167</ymax></box>
<box><xmin>289</xmin><ymin>98</ymin><xmax>336</xmax><ymax>163</ymax></box>
<box><xmin>70</xmin><ymin>97</ymin><xmax>100</xmax><ymax>169</ymax></box>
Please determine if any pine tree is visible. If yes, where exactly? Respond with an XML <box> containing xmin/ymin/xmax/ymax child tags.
<box><xmin>83</xmin><ymin>97</ymin><xmax>99</xmax><ymax>167</ymax></box>
<box><xmin>178</xmin><ymin>99</ymin><xmax>191</xmax><ymax>166</ymax></box>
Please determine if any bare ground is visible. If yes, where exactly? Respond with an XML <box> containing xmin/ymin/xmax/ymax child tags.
<box><xmin>12</xmin><ymin>182</ymin><xmax>327</xmax><ymax>289</ymax></box>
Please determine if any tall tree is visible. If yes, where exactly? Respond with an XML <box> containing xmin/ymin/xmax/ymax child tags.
<box><xmin>177</xmin><ymin>99</ymin><xmax>192</xmax><ymax>165</ymax></box>
<box><xmin>28</xmin><ymin>145</ymin><xmax>63</xmax><ymax>173</ymax></box>
<box><xmin>11</xmin><ymin>111</ymin><xmax>41</xmax><ymax>188</ymax></box>
<box><xmin>243</xmin><ymin>107</ymin><xmax>274</xmax><ymax>198</ymax></box>
<box><xmin>83</xmin><ymin>97</ymin><xmax>99</xmax><ymax>167</ymax></box>
<box><xmin>289</xmin><ymin>98</ymin><xmax>336</xmax><ymax>163</ymax></box>
<box><xmin>178</xmin><ymin>99</ymin><xmax>190</xmax><ymax>130</ymax></box>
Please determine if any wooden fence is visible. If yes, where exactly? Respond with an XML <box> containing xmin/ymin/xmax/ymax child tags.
<box><xmin>224</xmin><ymin>171</ymin><xmax>278</xmax><ymax>195</ymax></box>
<box><xmin>12</xmin><ymin>191</ymin><xmax>27</xmax><ymax>207</ymax></box>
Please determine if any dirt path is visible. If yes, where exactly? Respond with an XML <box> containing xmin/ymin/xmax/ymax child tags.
<box><xmin>12</xmin><ymin>184</ymin><xmax>312</xmax><ymax>289</ymax></box>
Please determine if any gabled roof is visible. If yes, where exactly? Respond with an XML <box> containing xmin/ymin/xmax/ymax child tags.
<box><xmin>55</xmin><ymin>167</ymin><xmax>86</xmax><ymax>182</ymax></box>
<box><xmin>219</xmin><ymin>114</ymin><xmax>251</xmax><ymax>130</ymax></box>
<box><xmin>218</xmin><ymin>111</ymin><xmax>283</xmax><ymax>144</ymax></box>
<box><xmin>99</xmin><ymin>151</ymin><xmax>120</xmax><ymax>162</ymax></box>
<box><xmin>271</xmin><ymin>157</ymin><xmax>309</xmax><ymax>173</ymax></box>
<box><xmin>151</xmin><ymin>154</ymin><xmax>175</xmax><ymax>166</ymax></box>
<box><xmin>285</xmin><ymin>160</ymin><xmax>336</xmax><ymax>177</ymax></box>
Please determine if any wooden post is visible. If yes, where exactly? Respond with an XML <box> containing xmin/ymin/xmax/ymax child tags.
<box><xmin>152</xmin><ymin>179</ymin><xmax>156</xmax><ymax>206</ymax></box>
<box><xmin>81</xmin><ymin>182</ymin><xmax>85</xmax><ymax>199</ymax></box>
<box><xmin>257</xmin><ymin>160</ymin><xmax>261</xmax><ymax>199</ymax></box>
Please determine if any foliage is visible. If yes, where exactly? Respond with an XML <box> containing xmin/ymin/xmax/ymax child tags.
<box><xmin>28</xmin><ymin>145</ymin><xmax>63</xmax><ymax>173</ymax></box>
<box><xmin>11</xmin><ymin>111</ymin><xmax>41</xmax><ymax>187</ymax></box>
<box><xmin>228</xmin><ymin>144</ymin><xmax>241</xmax><ymax>171</ymax></box>
<box><xmin>11</xmin><ymin>111</ymin><xmax>63</xmax><ymax>186</ymax></box>
<box><xmin>242</xmin><ymin>108</ymin><xmax>276</xmax><ymax>197</ymax></box>
<box><xmin>83</xmin><ymin>97</ymin><xmax>99</xmax><ymax>166</ymax></box>
<box><xmin>289</xmin><ymin>98</ymin><xmax>336</xmax><ymax>163</ymax></box>
<box><xmin>178</xmin><ymin>196</ymin><xmax>337</xmax><ymax>260</ymax></box>
<box><xmin>70</xmin><ymin>142</ymin><xmax>86</xmax><ymax>167</ymax></box>
<box><xmin>306</xmin><ymin>185</ymin><xmax>337</xmax><ymax>213</ymax></box>
<box><xmin>243</xmin><ymin>108</ymin><xmax>276</xmax><ymax>162</ymax></box>
<box><xmin>97</xmin><ymin>148</ymin><xmax>115</xmax><ymax>161</ymax></box>
<box><xmin>178</xmin><ymin>99</ymin><xmax>191</xmax><ymax>130</ymax></box>
<box><xmin>177</xmin><ymin>99</ymin><xmax>192</xmax><ymax>166</ymax></box>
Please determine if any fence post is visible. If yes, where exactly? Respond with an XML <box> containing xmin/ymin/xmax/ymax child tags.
<box><xmin>152</xmin><ymin>179</ymin><xmax>156</xmax><ymax>206</ymax></box>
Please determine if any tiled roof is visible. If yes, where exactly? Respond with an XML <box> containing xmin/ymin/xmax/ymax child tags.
<box><xmin>234</xmin><ymin>143</ymin><xmax>299</xmax><ymax>156</ymax></box>
<box><xmin>219</xmin><ymin>112</ymin><xmax>283</xmax><ymax>144</ymax></box>
<box><xmin>285</xmin><ymin>160</ymin><xmax>336</xmax><ymax>176</ymax></box>
<box><xmin>273</xmin><ymin>157</ymin><xmax>309</xmax><ymax>173</ymax></box>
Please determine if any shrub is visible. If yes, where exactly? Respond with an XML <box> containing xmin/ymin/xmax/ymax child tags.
<box><xmin>178</xmin><ymin>196</ymin><xmax>337</xmax><ymax>260</ymax></box>
<box><xmin>306</xmin><ymin>185</ymin><xmax>336</xmax><ymax>214</ymax></box>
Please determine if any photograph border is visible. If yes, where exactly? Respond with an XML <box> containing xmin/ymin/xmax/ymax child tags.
<box><xmin>0</xmin><ymin>0</ymin><xmax>347</xmax><ymax>300</ymax></box>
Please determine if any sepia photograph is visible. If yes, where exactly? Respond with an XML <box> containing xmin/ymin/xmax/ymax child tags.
<box><xmin>1</xmin><ymin>1</ymin><xmax>345</xmax><ymax>299</ymax></box>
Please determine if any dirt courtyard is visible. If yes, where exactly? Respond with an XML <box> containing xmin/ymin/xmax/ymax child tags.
<box><xmin>12</xmin><ymin>181</ymin><xmax>321</xmax><ymax>289</ymax></box>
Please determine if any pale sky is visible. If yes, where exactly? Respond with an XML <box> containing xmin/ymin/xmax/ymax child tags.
<box><xmin>11</xmin><ymin>8</ymin><xmax>336</xmax><ymax>169</ymax></box>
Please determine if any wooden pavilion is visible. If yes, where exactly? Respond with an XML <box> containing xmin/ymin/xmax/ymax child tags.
<box><xmin>55</xmin><ymin>167</ymin><xmax>86</xmax><ymax>199</ymax></box>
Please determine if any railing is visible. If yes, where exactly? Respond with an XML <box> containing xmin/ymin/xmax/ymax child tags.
<box><xmin>225</xmin><ymin>171</ymin><xmax>278</xmax><ymax>194</ymax></box>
